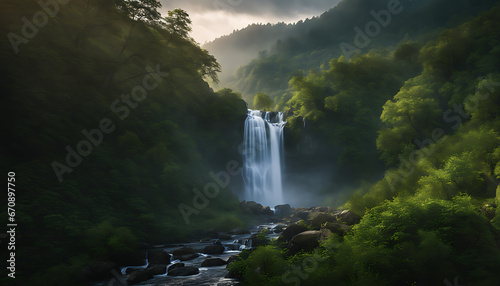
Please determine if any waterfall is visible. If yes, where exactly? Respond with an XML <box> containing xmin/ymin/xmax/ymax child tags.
<box><xmin>242</xmin><ymin>110</ymin><xmax>286</xmax><ymax>207</ymax></box>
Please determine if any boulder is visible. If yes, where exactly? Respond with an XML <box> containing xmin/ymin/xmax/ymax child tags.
<box><xmin>278</xmin><ymin>223</ymin><xmax>308</xmax><ymax>243</ymax></box>
<box><xmin>201</xmin><ymin>258</ymin><xmax>227</xmax><ymax>267</ymax></box>
<box><xmin>311</xmin><ymin>213</ymin><xmax>337</xmax><ymax>228</ymax></box>
<box><xmin>273</xmin><ymin>225</ymin><xmax>286</xmax><ymax>233</ymax></box>
<box><xmin>320</xmin><ymin>228</ymin><xmax>332</xmax><ymax>241</ymax></box>
<box><xmin>82</xmin><ymin>261</ymin><xmax>120</xmax><ymax>282</ymax></box>
<box><xmin>146</xmin><ymin>264</ymin><xmax>166</xmax><ymax>275</ymax></box>
<box><xmin>203</xmin><ymin>243</ymin><xmax>225</xmax><ymax>254</ymax></box>
<box><xmin>324</xmin><ymin>222</ymin><xmax>351</xmax><ymax>236</ymax></box>
<box><xmin>275</xmin><ymin>204</ymin><xmax>293</xmax><ymax>217</ymax></box>
<box><xmin>178</xmin><ymin>253</ymin><xmax>200</xmax><ymax>261</ymax></box>
<box><xmin>172</xmin><ymin>246</ymin><xmax>196</xmax><ymax>257</ymax></box>
<box><xmin>127</xmin><ymin>269</ymin><xmax>153</xmax><ymax>285</ymax></box>
<box><xmin>240</xmin><ymin>200</ymin><xmax>274</xmax><ymax>215</ymax></box>
<box><xmin>288</xmin><ymin>231</ymin><xmax>321</xmax><ymax>253</ymax></box>
<box><xmin>335</xmin><ymin>210</ymin><xmax>361</xmax><ymax>225</ymax></box>
<box><xmin>168</xmin><ymin>263</ymin><xmax>184</xmax><ymax>272</ymax></box>
<box><xmin>168</xmin><ymin>266</ymin><xmax>200</xmax><ymax>276</ymax></box>
<box><xmin>148</xmin><ymin>250</ymin><xmax>171</xmax><ymax>266</ymax></box>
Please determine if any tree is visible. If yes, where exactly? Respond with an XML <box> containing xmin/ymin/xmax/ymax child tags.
<box><xmin>253</xmin><ymin>92</ymin><xmax>274</xmax><ymax>111</ymax></box>
<box><xmin>164</xmin><ymin>9</ymin><xmax>192</xmax><ymax>39</ymax></box>
<box><xmin>114</xmin><ymin>0</ymin><xmax>162</xmax><ymax>24</ymax></box>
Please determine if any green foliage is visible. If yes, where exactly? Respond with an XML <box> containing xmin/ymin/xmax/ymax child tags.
<box><xmin>253</xmin><ymin>92</ymin><xmax>274</xmax><ymax>111</ymax></box>
<box><xmin>237</xmin><ymin>197</ymin><xmax>500</xmax><ymax>285</ymax></box>
<box><xmin>1</xmin><ymin>0</ymin><xmax>246</xmax><ymax>284</ymax></box>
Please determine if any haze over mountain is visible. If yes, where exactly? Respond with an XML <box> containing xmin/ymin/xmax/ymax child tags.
<box><xmin>205</xmin><ymin>0</ymin><xmax>497</xmax><ymax>101</ymax></box>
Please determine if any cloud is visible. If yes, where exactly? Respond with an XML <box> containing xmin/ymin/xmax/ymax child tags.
<box><xmin>159</xmin><ymin>0</ymin><xmax>342</xmax><ymax>43</ymax></box>
<box><xmin>160</xmin><ymin>0</ymin><xmax>341</xmax><ymax>17</ymax></box>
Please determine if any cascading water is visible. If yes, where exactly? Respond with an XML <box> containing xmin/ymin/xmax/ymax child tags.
<box><xmin>242</xmin><ymin>110</ymin><xmax>286</xmax><ymax>207</ymax></box>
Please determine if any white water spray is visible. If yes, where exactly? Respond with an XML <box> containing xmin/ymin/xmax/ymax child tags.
<box><xmin>242</xmin><ymin>110</ymin><xmax>286</xmax><ymax>207</ymax></box>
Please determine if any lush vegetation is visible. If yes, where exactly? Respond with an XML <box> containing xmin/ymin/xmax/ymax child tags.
<box><xmin>213</xmin><ymin>0</ymin><xmax>498</xmax><ymax>104</ymax></box>
<box><xmin>3</xmin><ymin>0</ymin><xmax>500</xmax><ymax>285</ymax></box>
<box><xmin>227</xmin><ymin>4</ymin><xmax>500</xmax><ymax>286</ymax></box>
<box><xmin>1</xmin><ymin>0</ymin><xmax>249</xmax><ymax>285</ymax></box>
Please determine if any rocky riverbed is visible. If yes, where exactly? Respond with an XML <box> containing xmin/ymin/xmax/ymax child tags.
<box><xmin>87</xmin><ymin>203</ymin><xmax>361</xmax><ymax>286</ymax></box>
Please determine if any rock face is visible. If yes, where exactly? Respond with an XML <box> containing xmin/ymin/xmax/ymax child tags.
<box><xmin>324</xmin><ymin>222</ymin><xmax>351</xmax><ymax>236</ymax></box>
<box><xmin>278</xmin><ymin>223</ymin><xmax>308</xmax><ymax>243</ymax></box>
<box><xmin>201</xmin><ymin>258</ymin><xmax>227</xmax><ymax>267</ymax></box>
<box><xmin>168</xmin><ymin>266</ymin><xmax>200</xmax><ymax>276</ymax></box>
<box><xmin>288</xmin><ymin>231</ymin><xmax>321</xmax><ymax>253</ymax></box>
<box><xmin>127</xmin><ymin>269</ymin><xmax>153</xmax><ymax>285</ymax></box>
<box><xmin>82</xmin><ymin>261</ymin><xmax>121</xmax><ymax>282</ymax></box>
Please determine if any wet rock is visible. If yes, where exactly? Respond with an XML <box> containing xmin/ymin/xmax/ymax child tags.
<box><xmin>146</xmin><ymin>264</ymin><xmax>167</xmax><ymax>275</ymax></box>
<box><xmin>167</xmin><ymin>263</ymin><xmax>184</xmax><ymax>272</ymax></box>
<box><xmin>168</xmin><ymin>266</ymin><xmax>200</xmax><ymax>276</ymax></box>
<box><xmin>148</xmin><ymin>250</ymin><xmax>171</xmax><ymax>266</ymax></box>
<box><xmin>172</xmin><ymin>246</ymin><xmax>195</xmax><ymax>256</ymax></box>
<box><xmin>172</xmin><ymin>246</ymin><xmax>196</xmax><ymax>260</ymax></box>
<box><xmin>127</xmin><ymin>269</ymin><xmax>153</xmax><ymax>285</ymax></box>
<box><xmin>203</xmin><ymin>242</ymin><xmax>225</xmax><ymax>254</ymax></box>
<box><xmin>178</xmin><ymin>253</ymin><xmax>200</xmax><ymax>261</ymax></box>
<box><xmin>201</xmin><ymin>258</ymin><xmax>227</xmax><ymax>267</ymax></box>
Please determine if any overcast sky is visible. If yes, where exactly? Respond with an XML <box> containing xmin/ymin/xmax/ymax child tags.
<box><xmin>160</xmin><ymin>0</ymin><xmax>342</xmax><ymax>44</ymax></box>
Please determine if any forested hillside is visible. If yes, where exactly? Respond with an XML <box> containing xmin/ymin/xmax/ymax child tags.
<box><xmin>207</xmin><ymin>0</ymin><xmax>498</xmax><ymax>103</ymax></box>
<box><xmin>228</xmin><ymin>5</ymin><xmax>500</xmax><ymax>286</ymax></box>
<box><xmin>1</xmin><ymin>0</ymin><xmax>247</xmax><ymax>284</ymax></box>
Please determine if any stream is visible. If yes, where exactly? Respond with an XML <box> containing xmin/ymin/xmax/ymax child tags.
<box><xmin>95</xmin><ymin>222</ymin><xmax>283</xmax><ymax>286</ymax></box>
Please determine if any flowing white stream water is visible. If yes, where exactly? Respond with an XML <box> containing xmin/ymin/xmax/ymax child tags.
<box><xmin>242</xmin><ymin>110</ymin><xmax>286</xmax><ymax>207</ymax></box>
